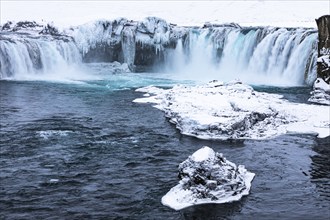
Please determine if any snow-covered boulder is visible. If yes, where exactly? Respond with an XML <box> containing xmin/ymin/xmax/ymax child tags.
<box><xmin>161</xmin><ymin>146</ymin><xmax>255</xmax><ymax>210</ymax></box>
<box><xmin>308</xmin><ymin>77</ymin><xmax>330</xmax><ymax>105</ymax></box>
<box><xmin>134</xmin><ymin>81</ymin><xmax>330</xmax><ymax>139</ymax></box>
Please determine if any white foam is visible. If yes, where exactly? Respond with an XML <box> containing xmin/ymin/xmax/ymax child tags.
<box><xmin>37</xmin><ymin>130</ymin><xmax>73</xmax><ymax>139</ymax></box>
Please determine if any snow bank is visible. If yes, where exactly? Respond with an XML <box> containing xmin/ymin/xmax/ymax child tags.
<box><xmin>308</xmin><ymin>78</ymin><xmax>330</xmax><ymax>106</ymax></box>
<box><xmin>161</xmin><ymin>146</ymin><xmax>255</xmax><ymax>210</ymax></box>
<box><xmin>134</xmin><ymin>81</ymin><xmax>330</xmax><ymax>139</ymax></box>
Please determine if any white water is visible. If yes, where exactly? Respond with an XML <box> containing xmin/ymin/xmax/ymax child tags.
<box><xmin>0</xmin><ymin>37</ymin><xmax>94</xmax><ymax>82</ymax></box>
<box><xmin>169</xmin><ymin>27</ymin><xmax>317</xmax><ymax>86</ymax></box>
<box><xmin>0</xmin><ymin>22</ymin><xmax>318</xmax><ymax>86</ymax></box>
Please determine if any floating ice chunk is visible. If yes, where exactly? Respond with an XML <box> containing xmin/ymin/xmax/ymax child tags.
<box><xmin>161</xmin><ymin>146</ymin><xmax>255</xmax><ymax>210</ymax></box>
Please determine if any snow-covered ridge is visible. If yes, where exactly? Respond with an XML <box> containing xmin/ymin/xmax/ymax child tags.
<box><xmin>134</xmin><ymin>81</ymin><xmax>330</xmax><ymax>139</ymax></box>
<box><xmin>162</xmin><ymin>146</ymin><xmax>255</xmax><ymax>210</ymax></box>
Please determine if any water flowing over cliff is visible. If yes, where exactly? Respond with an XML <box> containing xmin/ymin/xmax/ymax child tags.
<box><xmin>0</xmin><ymin>22</ymin><xmax>81</xmax><ymax>79</ymax></box>
<box><xmin>0</xmin><ymin>18</ymin><xmax>318</xmax><ymax>85</ymax></box>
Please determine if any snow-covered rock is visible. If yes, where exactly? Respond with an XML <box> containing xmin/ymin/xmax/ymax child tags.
<box><xmin>1</xmin><ymin>21</ymin><xmax>68</xmax><ymax>38</ymax></box>
<box><xmin>134</xmin><ymin>81</ymin><xmax>330</xmax><ymax>139</ymax></box>
<box><xmin>1</xmin><ymin>21</ymin><xmax>44</xmax><ymax>33</ymax></box>
<box><xmin>65</xmin><ymin>19</ymin><xmax>126</xmax><ymax>56</ymax></box>
<box><xmin>161</xmin><ymin>146</ymin><xmax>255</xmax><ymax>210</ymax></box>
<box><xmin>317</xmin><ymin>47</ymin><xmax>330</xmax><ymax>80</ymax></box>
<box><xmin>308</xmin><ymin>78</ymin><xmax>330</xmax><ymax>105</ymax></box>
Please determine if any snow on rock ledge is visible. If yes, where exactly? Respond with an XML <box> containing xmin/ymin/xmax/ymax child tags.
<box><xmin>134</xmin><ymin>81</ymin><xmax>330</xmax><ymax>139</ymax></box>
<box><xmin>161</xmin><ymin>146</ymin><xmax>255</xmax><ymax>210</ymax></box>
<box><xmin>308</xmin><ymin>78</ymin><xmax>330</xmax><ymax>105</ymax></box>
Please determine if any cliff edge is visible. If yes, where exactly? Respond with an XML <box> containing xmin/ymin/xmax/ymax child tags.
<box><xmin>316</xmin><ymin>15</ymin><xmax>330</xmax><ymax>83</ymax></box>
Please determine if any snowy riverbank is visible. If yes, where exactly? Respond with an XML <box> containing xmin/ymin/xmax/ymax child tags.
<box><xmin>134</xmin><ymin>81</ymin><xmax>330</xmax><ymax>140</ymax></box>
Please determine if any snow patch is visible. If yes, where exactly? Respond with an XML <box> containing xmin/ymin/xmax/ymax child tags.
<box><xmin>308</xmin><ymin>78</ymin><xmax>330</xmax><ymax>106</ymax></box>
<box><xmin>191</xmin><ymin>146</ymin><xmax>216</xmax><ymax>162</ymax></box>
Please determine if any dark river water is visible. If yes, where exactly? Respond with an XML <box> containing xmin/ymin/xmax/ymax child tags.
<box><xmin>0</xmin><ymin>79</ymin><xmax>329</xmax><ymax>220</ymax></box>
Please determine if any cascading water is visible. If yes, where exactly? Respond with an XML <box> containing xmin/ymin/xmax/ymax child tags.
<box><xmin>170</xmin><ymin>26</ymin><xmax>318</xmax><ymax>86</ymax></box>
<box><xmin>0</xmin><ymin>37</ymin><xmax>81</xmax><ymax>79</ymax></box>
<box><xmin>0</xmin><ymin>18</ymin><xmax>318</xmax><ymax>86</ymax></box>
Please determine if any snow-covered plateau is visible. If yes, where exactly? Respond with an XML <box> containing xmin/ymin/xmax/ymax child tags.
<box><xmin>134</xmin><ymin>81</ymin><xmax>330</xmax><ymax>140</ymax></box>
<box><xmin>161</xmin><ymin>146</ymin><xmax>255</xmax><ymax>210</ymax></box>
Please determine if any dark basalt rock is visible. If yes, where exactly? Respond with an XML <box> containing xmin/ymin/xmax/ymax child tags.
<box><xmin>13</xmin><ymin>21</ymin><xmax>43</xmax><ymax>32</ymax></box>
<box><xmin>316</xmin><ymin>15</ymin><xmax>330</xmax><ymax>83</ymax></box>
<box><xmin>1</xmin><ymin>21</ymin><xmax>13</xmax><ymax>31</ymax></box>
<box><xmin>39</xmin><ymin>24</ymin><xmax>60</xmax><ymax>36</ymax></box>
<box><xmin>82</xmin><ymin>42</ymin><xmax>123</xmax><ymax>63</ymax></box>
<box><xmin>1</xmin><ymin>21</ymin><xmax>43</xmax><ymax>32</ymax></box>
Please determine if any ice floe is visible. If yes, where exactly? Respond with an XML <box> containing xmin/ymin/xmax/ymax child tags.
<box><xmin>161</xmin><ymin>146</ymin><xmax>255</xmax><ymax>210</ymax></box>
<box><xmin>134</xmin><ymin>81</ymin><xmax>330</xmax><ymax>139</ymax></box>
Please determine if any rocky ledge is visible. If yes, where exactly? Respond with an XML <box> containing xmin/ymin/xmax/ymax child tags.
<box><xmin>316</xmin><ymin>15</ymin><xmax>330</xmax><ymax>83</ymax></box>
<box><xmin>310</xmin><ymin>15</ymin><xmax>330</xmax><ymax>105</ymax></box>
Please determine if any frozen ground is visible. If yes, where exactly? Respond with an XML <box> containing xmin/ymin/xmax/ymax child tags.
<box><xmin>1</xmin><ymin>1</ymin><xmax>329</xmax><ymax>28</ymax></box>
<box><xmin>134</xmin><ymin>81</ymin><xmax>330</xmax><ymax>140</ymax></box>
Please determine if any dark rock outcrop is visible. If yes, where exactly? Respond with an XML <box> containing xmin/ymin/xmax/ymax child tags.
<box><xmin>316</xmin><ymin>15</ymin><xmax>330</xmax><ymax>83</ymax></box>
<box><xmin>70</xmin><ymin>17</ymin><xmax>186</xmax><ymax>72</ymax></box>
<box><xmin>1</xmin><ymin>21</ymin><xmax>43</xmax><ymax>32</ymax></box>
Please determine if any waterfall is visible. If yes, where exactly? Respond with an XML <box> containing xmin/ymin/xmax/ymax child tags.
<box><xmin>0</xmin><ymin>37</ymin><xmax>81</xmax><ymax>79</ymax></box>
<box><xmin>0</xmin><ymin>19</ymin><xmax>318</xmax><ymax>86</ymax></box>
<box><xmin>121</xmin><ymin>26</ymin><xmax>136</xmax><ymax>69</ymax></box>
<box><xmin>170</xmin><ymin>26</ymin><xmax>318</xmax><ymax>86</ymax></box>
